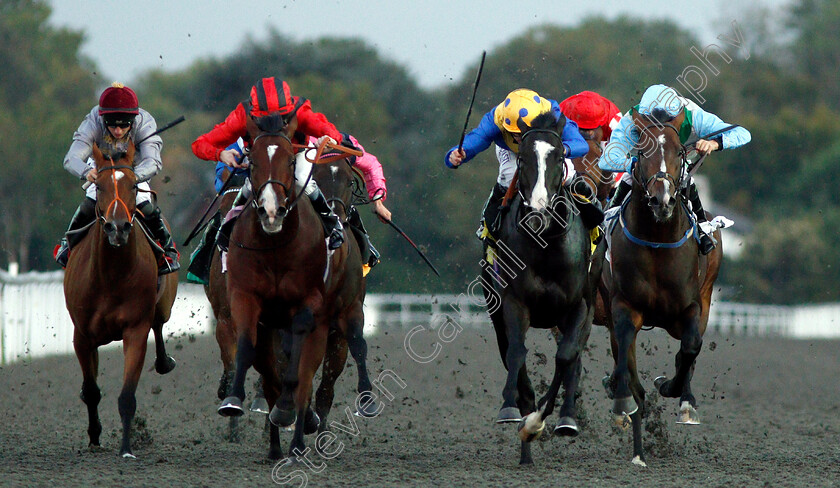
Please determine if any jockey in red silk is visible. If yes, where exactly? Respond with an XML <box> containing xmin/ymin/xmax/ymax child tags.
<box><xmin>191</xmin><ymin>77</ymin><xmax>347</xmax><ymax>251</ymax></box>
<box><xmin>56</xmin><ymin>82</ymin><xmax>180</xmax><ymax>275</ymax></box>
<box><xmin>561</xmin><ymin>90</ymin><xmax>624</xmax><ymax>185</ymax></box>
<box><xmin>599</xmin><ymin>84</ymin><xmax>752</xmax><ymax>255</ymax></box>
<box><xmin>186</xmin><ymin>132</ymin><xmax>393</xmax><ymax>284</ymax></box>
<box><xmin>445</xmin><ymin>88</ymin><xmax>604</xmax><ymax>241</ymax></box>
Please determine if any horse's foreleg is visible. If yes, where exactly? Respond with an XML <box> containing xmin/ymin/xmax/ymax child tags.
<box><xmin>497</xmin><ymin>301</ymin><xmax>529</xmax><ymax>424</ymax></box>
<box><xmin>252</xmin><ymin>327</ymin><xmax>283</xmax><ymax>457</ymax></box>
<box><xmin>73</xmin><ymin>332</ymin><xmax>102</xmax><ymax>448</ymax></box>
<box><xmin>151</xmin><ymin>319</ymin><xmax>176</xmax><ymax>375</ymax></box>
<box><xmin>610</xmin><ymin>301</ymin><xmax>642</xmax><ymax>419</ymax></box>
<box><xmin>117</xmin><ymin>326</ymin><xmax>150</xmax><ymax>458</ymax></box>
<box><xmin>555</xmin><ymin>303</ymin><xmax>593</xmax><ymax>437</ymax></box>
<box><xmin>289</xmin><ymin>322</ymin><xmax>329</xmax><ymax>457</ymax></box>
<box><xmin>656</xmin><ymin>304</ymin><xmax>703</xmax><ymax>424</ymax></box>
<box><xmin>271</xmin><ymin>307</ymin><xmax>315</xmax><ymax>427</ymax></box>
<box><xmin>315</xmin><ymin>326</ymin><xmax>348</xmax><ymax>430</ymax></box>
<box><xmin>346</xmin><ymin>312</ymin><xmax>377</xmax><ymax>418</ymax></box>
<box><xmin>219</xmin><ymin>294</ymin><xmax>261</xmax><ymax>417</ymax></box>
<box><xmin>215</xmin><ymin>317</ymin><xmax>237</xmax><ymax>401</ymax></box>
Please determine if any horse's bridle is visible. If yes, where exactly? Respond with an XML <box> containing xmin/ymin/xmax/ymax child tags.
<box><xmin>516</xmin><ymin>127</ymin><xmax>567</xmax><ymax>205</ymax></box>
<box><xmin>250</xmin><ymin>131</ymin><xmax>304</xmax><ymax>211</ymax></box>
<box><xmin>94</xmin><ymin>162</ymin><xmax>137</xmax><ymax>225</ymax></box>
<box><xmin>631</xmin><ymin>122</ymin><xmax>687</xmax><ymax>205</ymax></box>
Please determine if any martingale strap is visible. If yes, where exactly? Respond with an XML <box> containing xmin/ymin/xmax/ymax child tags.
<box><xmin>618</xmin><ymin>198</ymin><xmax>701</xmax><ymax>249</ymax></box>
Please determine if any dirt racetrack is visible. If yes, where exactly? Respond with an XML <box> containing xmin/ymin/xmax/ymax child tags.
<box><xmin>2</xmin><ymin>317</ymin><xmax>839</xmax><ymax>487</ymax></box>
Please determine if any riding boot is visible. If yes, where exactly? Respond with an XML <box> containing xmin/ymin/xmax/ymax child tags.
<box><xmin>688</xmin><ymin>182</ymin><xmax>716</xmax><ymax>255</ymax></box>
<box><xmin>55</xmin><ymin>198</ymin><xmax>97</xmax><ymax>267</ymax></box>
<box><xmin>186</xmin><ymin>211</ymin><xmax>221</xmax><ymax>285</ymax></box>
<box><xmin>569</xmin><ymin>175</ymin><xmax>605</xmax><ymax>230</ymax></box>
<box><xmin>477</xmin><ymin>183</ymin><xmax>508</xmax><ymax>242</ymax></box>
<box><xmin>347</xmin><ymin>206</ymin><xmax>380</xmax><ymax>268</ymax></box>
<box><xmin>309</xmin><ymin>187</ymin><xmax>344</xmax><ymax>250</ymax></box>
<box><xmin>216</xmin><ymin>187</ymin><xmax>250</xmax><ymax>253</ymax></box>
<box><xmin>608</xmin><ymin>180</ymin><xmax>632</xmax><ymax>210</ymax></box>
<box><xmin>138</xmin><ymin>201</ymin><xmax>180</xmax><ymax>275</ymax></box>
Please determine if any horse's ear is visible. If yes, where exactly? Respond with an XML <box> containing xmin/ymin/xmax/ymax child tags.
<box><xmin>284</xmin><ymin>113</ymin><xmax>299</xmax><ymax>136</ymax></box>
<box><xmin>556</xmin><ymin>113</ymin><xmax>566</xmax><ymax>136</ymax></box>
<box><xmin>245</xmin><ymin>114</ymin><xmax>259</xmax><ymax>139</ymax></box>
<box><xmin>126</xmin><ymin>140</ymin><xmax>136</xmax><ymax>165</ymax></box>
<box><xmin>91</xmin><ymin>143</ymin><xmax>103</xmax><ymax>165</ymax></box>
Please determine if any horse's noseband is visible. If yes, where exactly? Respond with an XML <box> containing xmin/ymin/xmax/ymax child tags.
<box><xmin>633</xmin><ymin>122</ymin><xmax>686</xmax><ymax>206</ymax></box>
<box><xmin>251</xmin><ymin>132</ymin><xmax>298</xmax><ymax>210</ymax></box>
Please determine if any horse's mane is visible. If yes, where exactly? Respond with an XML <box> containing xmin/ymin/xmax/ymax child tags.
<box><xmin>528</xmin><ymin>111</ymin><xmax>564</xmax><ymax>132</ymax></box>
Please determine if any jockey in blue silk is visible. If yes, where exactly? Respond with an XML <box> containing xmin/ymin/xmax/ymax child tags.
<box><xmin>599</xmin><ymin>84</ymin><xmax>752</xmax><ymax>255</ymax></box>
<box><xmin>445</xmin><ymin>88</ymin><xmax>603</xmax><ymax>241</ymax></box>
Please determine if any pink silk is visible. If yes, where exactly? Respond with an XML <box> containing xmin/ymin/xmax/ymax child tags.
<box><xmin>308</xmin><ymin>135</ymin><xmax>388</xmax><ymax>201</ymax></box>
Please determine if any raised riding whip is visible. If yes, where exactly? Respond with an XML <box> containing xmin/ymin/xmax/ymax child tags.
<box><xmin>457</xmin><ymin>51</ymin><xmax>487</xmax><ymax>154</ymax></box>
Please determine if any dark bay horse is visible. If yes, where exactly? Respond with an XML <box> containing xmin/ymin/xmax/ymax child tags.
<box><xmin>483</xmin><ymin>112</ymin><xmax>595</xmax><ymax>465</ymax></box>
<box><xmin>571</xmin><ymin>125</ymin><xmax>615</xmax><ymax>205</ymax></box>
<box><xmin>601</xmin><ymin>110</ymin><xmax>723</xmax><ymax>465</ymax></box>
<box><xmin>64</xmin><ymin>142</ymin><xmax>177</xmax><ymax>458</ymax></box>
<box><xmin>310</xmin><ymin>157</ymin><xmax>378</xmax><ymax>427</ymax></box>
<box><xmin>217</xmin><ymin>114</ymin><xmax>330</xmax><ymax>460</ymax></box>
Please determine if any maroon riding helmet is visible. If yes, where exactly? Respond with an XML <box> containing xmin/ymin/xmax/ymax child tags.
<box><xmin>99</xmin><ymin>83</ymin><xmax>139</xmax><ymax>126</ymax></box>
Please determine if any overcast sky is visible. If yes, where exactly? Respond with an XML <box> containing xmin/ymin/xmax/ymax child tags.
<box><xmin>48</xmin><ymin>0</ymin><xmax>790</xmax><ymax>89</ymax></box>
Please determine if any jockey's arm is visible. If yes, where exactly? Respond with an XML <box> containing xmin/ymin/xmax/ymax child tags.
<box><xmin>690</xmin><ymin>106</ymin><xmax>752</xmax><ymax>150</ymax></box>
<box><xmin>561</xmin><ymin>118</ymin><xmax>589</xmax><ymax>159</ymax></box>
<box><xmin>598</xmin><ymin>114</ymin><xmax>637</xmax><ymax>173</ymax></box>
<box><xmin>64</xmin><ymin>109</ymin><xmax>99</xmax><ymax>180</ymax></box>
<box><xmin>444</xmin><ymin>110</ymin><xmax>498</xmax><ymax>168</ymax></box>
<box><xmin>133</xmin><ymin>111</ymin><xmax>163</xmax><ymax>183</ymax></box>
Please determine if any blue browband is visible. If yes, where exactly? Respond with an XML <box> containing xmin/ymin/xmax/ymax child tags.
<box><xmin>618</xmin><ymin>198</ymin><xmax>700</xmax><ymax>249</ymax></box>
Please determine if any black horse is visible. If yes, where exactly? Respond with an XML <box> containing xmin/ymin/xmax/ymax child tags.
<box><xmin>483</xmin><ymin>112</ymin><xmax>595</xmax><ymax>465</ymax></box>
<box><xmin>601</xmin><ymin>110</ymin><xmax>723</xmax><ymax>466</ymax></box>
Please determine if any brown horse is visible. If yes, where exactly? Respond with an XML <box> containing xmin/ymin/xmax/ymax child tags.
<box><xmin>601</xmin><ymin>110</ymin><xmax>723</xmax><ymax>465</ymax></box>
<box><xmin>310</xmin><ymin>157</ymin><xmax>377</xmax><ymax>427</ymax></box>
<box><xmin>217</xmin><ymin>114</ymin><xmax>330</xmax><ymax>460</ymax></box>
<box><xmin>64</xmin><ymin>142</ymin><xmax>177</xmax><ymax>458</ymax></box>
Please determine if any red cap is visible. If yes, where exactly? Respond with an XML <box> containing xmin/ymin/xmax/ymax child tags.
<box><xmin>249</xmin><ymin>77</ymin><xmax>295</xmax><ymax>117</ymax></box>
<box><xmin>98</xmin><ymin>83</ymin><xmax>139</xmax><ymax>116</ymax></box>
<box><xmin>560</xmin><ymin>91</ymin><xmax>609</xmax><ymax>130</ymax></box>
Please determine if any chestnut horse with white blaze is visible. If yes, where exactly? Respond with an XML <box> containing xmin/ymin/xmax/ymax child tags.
<box><xmin>64</xmin><ymin>142</ymin><xmax>177</xmax><ymax>458</ymax></box>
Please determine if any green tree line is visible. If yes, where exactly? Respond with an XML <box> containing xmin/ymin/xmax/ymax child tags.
<box><xmin>1</xmin><ymin>0</ymin><xmax>837</xmax><ymax>304</ymax></box>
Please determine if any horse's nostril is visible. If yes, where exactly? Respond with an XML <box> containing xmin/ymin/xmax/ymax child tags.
<box><xmin>103</xmin><ymin>222</ymin><xmax>115</xmax><ymax>234</ymax></box>
<box><xmin>121</xmin><ymin>222</ymin><xmax>132</xmax><ymax>233</ymax></box>
<box><xmin>256</xmin><ymin>206</ymin><xmax>267</xmax><ymax>217</ymax></box>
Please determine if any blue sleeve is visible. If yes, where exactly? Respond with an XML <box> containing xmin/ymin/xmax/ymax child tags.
<box><xmin>561</xmin><ymin>118</ymin><xmax>589</xmax><ymax>159</ymax></box>
<box><xmin>444</xmin><ymin>109</ymin><xmax>501</xmax><ymax>168</ymax></box>
<box><xmin>599</xmin><ymin>113</ymin><xmax>637</xmax><ymax>172</ymax></box>
<box><xmin>691</xmin><ymin>106</ymin><xmax>751</xmax><ymax>150</ymax></box>
<box><xmin>213</xmin><ymin>141</ymin><xmax>246</xmax><ymax>191</ymax></box>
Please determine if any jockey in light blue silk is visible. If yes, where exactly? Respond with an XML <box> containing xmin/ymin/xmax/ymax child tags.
<box><xmin>599</xmin><ymin>84</ymin><xmax>751</xmax><ymax>255</ymax></box>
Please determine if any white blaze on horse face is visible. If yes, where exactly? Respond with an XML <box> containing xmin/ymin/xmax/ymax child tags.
<box><xmin>654</xmin><ymin>134</ymin><xmax>672</xmax><ymax>206</ymax></box>
<box><xmin>330</xmin><ymin>166</ymin><xmax>338</xmax><ymax>177</ymax></box>
<box><xmin>114</xmin><ymin>170</ymin><xmax>125</xmax><ymax>181</ymax></box>
<box><xmin>530</xmin><ymin>140</ymin><xmax>553</xmax><ymax>211</ymax></box>
<box><xmin>260</xmin><ymin>145</ymin><xmax>280</xmax><ymax>223</ymax></box>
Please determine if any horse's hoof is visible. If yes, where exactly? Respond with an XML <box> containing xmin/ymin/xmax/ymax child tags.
<box><xmin>517</xmin><ymin>413</ymin><xmax>545</xmax><ymax>443</ymax></box>
<box><xmin>120</xmin><ymin>451</ymin><xmax>136</xmax><ymax>459</ymax></box>
<box><xmin>496</xmin><ymin>406</ymin><xmax>522</xmax><ymax>424</ymax></box>
<box><xmin>654</xmin><ymin>375</ymin><xmax>670</xmax><ymax>395</ymax></box>
<box><xmin>602</xmin><ymin>375</ymin><xmax>615</xmax><ymax>400</ymax></box>
<box><xmin>249</xmin><ymin>397</ymin><xmax>270</xmax><ymax>414</ymax></box>
<box><xmin>155</xmin><ymin>355</ymin><xmax>176</xmax><ymax>375</ymax></box>
<box><xmin>269</xmin><ymin>406</ymin><xmax>296</xmax><ymax>427</ymax></box>
<box><xmin>553</xmin><ymin>416</ymin><xmax>579</xmax><ymax>437</ymax></box>
<box><xmin>304</xmin><ymin>409</ymin><xmax>321</xmax><ymax>435</ymax></box>
<box><xmin>631</xmin><ymin>455</ymin><xmax>648</xmax><ymax>467</ymax></box>
<box><xmin>354</xmin><ymin>392</ymin><xmax>381</xmax><ymax>418</ymax></box>
<box><xmin>676</xmin><ymin>401</ymin><xmax>701</xmax><ymax>425</ymax></box>
<box><xmin>218</xmin><ymin>396</ymin><xmax>245</xmax><ymax>417</ymax></box>
<box><xmin>612</xmin><ymin>396</ymin><xmax>638</xmax><ymax>416</ymax></box>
